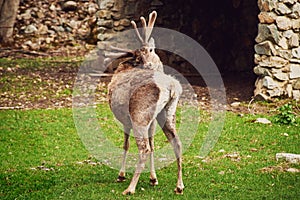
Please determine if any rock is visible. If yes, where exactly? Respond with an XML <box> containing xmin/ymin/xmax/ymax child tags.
<box><xmin>97</xmin><ymin>10</ymin><xmax>112</xmax><ymax>19</ymax></box>
<box><xmin>224</xmin><ymin>152</ymin><xmax>240</xmax><ymax>159</ymax></box>
<box><xmin>23</xmin><ymin>40</ymin><xmax>32</xmax><ymax>49</ymax></box>
<box><xmin>254</xmin><ymin>92</ymin><xmax>271</xmax><ymax>101</ymax></box>
<box><xmin>289</xmin><ymin>33</ymin><xmax>299</xmax><ymax>47</ymax></box>
<box><xmin>256</xmin><ymin>24</ymin><xmax>269</xmax><ymax>43</ymax></box>
<box><xmin>113</xmin><ymin>25</ymin><xmax>125</xmax><ymax>31</ymax></box>
<box><xmin>99</xmin><ymin>0</ymin><xmax>114</xmax><ymax>9</ymax></box>
<box><xmin>293</xmin><ymin>90</ymin><xmax>300</xmax><ymax>99</ymax></box>
<box><xmin>24</xmin><ymin>40</ymin><xmax>40</xmax><ymax>50</ymax></box>
<box><xmin>51</xmin><ymin>25</ymin><xmax>64</xmax><ymax>32</ymax></box>
<box><xmin>113</xmin><ymin>20</ymin><xmax>120</xmax><ymax>27</ymax></box>
<box><xmin>278</xmin><ymin>37</ymin><xmax>289</xmax><ymax>49</ymax></box>
<box><xmin>276</xmin><ymin>2</ymin><xmax>292</xmax><ymax>14</ymax></box>
<box><xmin>97</xmin><ymin>27</ymin><xmax>107</xmax><ymax>34</ymax></box>
<box><xmin>290</xmin><ymin>58</ymin><xmax>300</xmax><ymax>63</ymax></box>
<box><xmin>269</xmin><ymin>24</ymin><xmax>281</xmax><ymax>44</ymax></box>
<box><xmin>290</xmin><ymin>64</ymin><xmax>300</xmax><ymax>78</ymax></box>
<box><xmin>279</xmin><ymin>0</ymin><xmax>297</xmax><ymax>5</ymax></box>
<box><xmin>230</xmin><ymin>102</ymin><xmax>241</xmax><ymax>107</ymax></box>
<box><xmin>290</xmin><ymin>3</ymin><xmax>300</xmax><ymax>18</ymax></box>
<box><xmin>254</xmin><ymin>54</ymin><xmax>265</xmax><ymax>64</ymax></box>
<box><xmin>276</xmin><ymin>153</ymin><xmax>300</xmax><ymax>163</ymax></box>
<box><xmin>47</xmin><ymin>29</ymin><xmax>56</xmax><ymax>35</ymax></box>
<box><xmin>276</xmin><ymin>16</ymin><xmax>292</xmax><ymax>30</ymax></box>
<box><xmin>278</xmin><ymin>49</ymin><xmax>292</xmax><ymax>59</ymax></box>
<box><xmin>68</xmin><ymin>19</ymin><xmax>80</xmax><ymax>29</ymax></box>
<box><xmin>286</xmin><ymin>84</ymin><xmax>293</xmax><ymax>97</ymax></box>
<box><xmin>219</xmin><ymin>149</ymin><xmax>226</xmax><ymax>153</ymax></box>
<box><xmin>62</xmin><ymin>1</ymin><xmax>77</xmax><ymax>11</ymax></box>
<box><xmin>88</xmin><ymin>3</ymin><xmax>98</xmax><ymax>15</ymax></box>
<box><xmin>111</xmin><ymin>11</ymin><xmax>122</xmax><ymax>20</ymax></box>
<box><xmin>36</xmin><ymin>11</ymin><xmax>45</xmax><ymax>19</ymax></box>
<box><xmin>119</xmin><ymin>19</ymin><xmax>131</xmax><ymax>26</ymax></box>
<box><xmin>45</xmin><ymin>37</ymin><xmax>54</xmax><ymax>44</ymax></box>
<box><xmin>258</xmin><ymin>0</ymin><xmax>278</xmax><ymax>12</ymax></box>
<box><xmin>292</xmin><ymin>19</ymin><xmax>300</xmax><ymax>30</ymax></box>
<box><xmin>292</xmin><ymin>47</ymin><xmax>300</xmax><ymax>58</ymax></box>
<box><xmin>286</xmin><ymin>168</ymin><xmax>300</xmax><ymax>173</ymax></box>
<box><xmin>255</xmin><ymin>41</ymin><xmax>277</xmax><ymax>55</ymax></box>
<box><xmin>268</xmin><ymin>87</ymin><xmax>282</xmax><ymax>97</ymax></box>
<box><xmin>293</xmin><ymin>78</ymin><xmax>300</xmax><ymax>89</ymax></box>
<box><xmin>263</xmin><ymin>76</ymin><xmax>278</xmax><ymax>89</ymax></box>
<box><xmin>77</xmin><ymin>27</ymin><xmax>88</xmax><ymax>37</ymax></box>
<box><xmin>274</xmin><ymin>71</ymin><xmax>289</xmax><ymax>80</ymax></box>
<box><xmin>255</xmin><ymin>24</ymin><xmax>281</xmax><ymax>43</ymax></box>
<box><xmin>37</xmin><ymin>24</ymin><xmax>48</xmax><ymax>34</ymax></box>
<box><xmin>49</xmin><ymin>3</ymin><xmax>56</xmax><ymax>11</ymax></box>
<box><xmin>24</xmin><ymin>24</ymin><xmax>37</xmax><ymax>34</ymax></box>
<box><xmin>255</xmin><ymin>118</ymin><xmax>272</xmax><ymax>124</ymax></box>
<box><xmin>97</xmin><ymin>33</ymin><xmax>113</xmax><ymax>41</ymax></box>
<box><xmin>282</xmin><ymin>30</ymin><xmax>294</xmax><ymax>38</ymax></box>
<box><xmin>97</xmin><ymin>19</ymin><xmax>113</xmax><ymax>28</ymax></box>
<box><xmin>19</xmin><ymin>9</ymin><xmax>31</xmax><ymax>20</ymax></box>
<box><xmin>254</xmin><ymin>65</ymin><xmax>272</xmax><ymax>76</ymax></box>
<box><xmin>258</xmin><ymin>12</ymin><xmax>276</xmax><ymax>24</ymax></box>
<box><xmin>259</xmin><ymin>56</ymin><xmax>289</xmax><ymax>68</ymax></box>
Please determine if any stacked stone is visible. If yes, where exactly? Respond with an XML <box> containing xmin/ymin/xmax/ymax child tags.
<box><xmin>15</xmin><ymin>0</ymin><xmax>99</xmax><ymax>51</ymax></box>
<box><xmin>96</xmin><ymin>0</ymin><xmax>138</xmax><ymax>49</ymax></box>
<box><xmin>254</xmin><ymin>0</ymin><xmax>300</xmax><ymax>100</ymax></box>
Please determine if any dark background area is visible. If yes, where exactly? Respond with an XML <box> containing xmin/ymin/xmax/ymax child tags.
<box><xmin>134</xmin><ymin>0</ymin><xmax>260</xmax><ymax>101</ymax></box>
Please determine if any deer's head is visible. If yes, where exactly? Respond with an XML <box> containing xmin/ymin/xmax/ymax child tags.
<box><xmin>105</xmin><ymin>11</ymin><xmax>163</xmax><ymax>72</ymax></box>
<box><xmin>131</xmin><ymin>11</ymin><xmax>163</xmax><ymax>72</ymax></box>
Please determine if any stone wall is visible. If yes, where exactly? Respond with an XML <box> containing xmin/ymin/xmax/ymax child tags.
<box><xmin>97</xmin><ymin>0</ymin><xmax>300</xmax><ymax>100</ymax></box>
<box><xmin>96</xmin><ymin>0</ymin><xmax>152</xmax><ymax>49</ymax></box>
<box><xmin>254</xmin><ymin>0</ymin><xmax>300</xmax><ymax>100</ymax></box>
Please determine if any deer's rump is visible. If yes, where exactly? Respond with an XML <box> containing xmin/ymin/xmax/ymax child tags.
<box><xmin>108</xmin><ymin>68</ymin><xmax>182</xmax><ymax>128</ymax></box>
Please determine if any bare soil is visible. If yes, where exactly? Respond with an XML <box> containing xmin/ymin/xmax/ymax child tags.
<box><xmin>0</xmin><ymin>50</ymin><xmax>286</xmax><ymax>114</ymax></box>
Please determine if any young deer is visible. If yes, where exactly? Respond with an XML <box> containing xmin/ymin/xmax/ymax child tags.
<box><xmin>107</xmin><ymin>11</ymin><xmax>184</xmax><ymax>195</ymax></box>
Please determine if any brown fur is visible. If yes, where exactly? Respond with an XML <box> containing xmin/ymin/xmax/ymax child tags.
<box><xmin>107</xmin><ymin>11</ymin><xmax>184</xmax><ymax>195</ymax></box>
<box><xmin>129</xmin><ymin>83</ymin><xmax>160</xmax><ymax>126</ymax></box>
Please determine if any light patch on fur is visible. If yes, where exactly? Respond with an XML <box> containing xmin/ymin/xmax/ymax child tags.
<box><xmin>153</xmin><ymin>71</ymin><xmax>182</xmax><ymax>99</ymax></box>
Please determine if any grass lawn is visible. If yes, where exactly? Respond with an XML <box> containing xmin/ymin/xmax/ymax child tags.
<box><xmin>1</xmin><ymin>104</ymin><xmax>299</xmax><ymax>200</ymax></box>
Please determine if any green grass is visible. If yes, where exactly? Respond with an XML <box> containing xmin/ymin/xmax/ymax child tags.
<box><xmin>1</xmin><ymin>105</ymin><xmax>299</xmax><ymax>199</ymax></box>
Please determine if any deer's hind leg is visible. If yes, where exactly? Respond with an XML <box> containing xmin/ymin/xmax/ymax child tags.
<box><xmin>122</xmin><ymin>126</ymin><xmax>151</xmax><ymax>195</ymax></box>
<box><xmin>157</xmin><ymin>99</ymin><xmax>184</xmax><ymax>194</ymax></box>
<box><xmin>149</xmin><ymin>120</ymin><xmax>158</xmax><ymax>186</ymax></box>
<box><xmin>117</xmin><ymin>126</ymin><xmax>130</xmax><ymax>182</ymax></box>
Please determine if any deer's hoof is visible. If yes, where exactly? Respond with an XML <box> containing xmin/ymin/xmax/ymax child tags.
<box><xmin>122</xmin><ymin>189</ymin><xmax>135</xmax><ymax>195</ymax></box>
<box><xmin>117</xmin><ymin>176</ymin><xmax>126</xmax><ymax>182</ymax></box>
<box><xmin>150</xmin><ymin>178</ymin><xmax>158</xmax><ymax>186</ymax></box>
<box><xmin>174</xmin><ymin>187</ymin><xmax>184</xmax><ymax>195</ymax></box>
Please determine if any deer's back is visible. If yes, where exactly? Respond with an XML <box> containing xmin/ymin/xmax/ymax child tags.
<box><xmin>108</xmin><ymin>68</ymin><xmax>182</xmax><ymax>128</ymax></box>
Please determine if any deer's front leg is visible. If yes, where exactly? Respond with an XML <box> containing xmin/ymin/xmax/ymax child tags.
<box><xmin>122</xmin><ymin>137</ymin><xmax>150</xmax><ymax>195</ymax></box>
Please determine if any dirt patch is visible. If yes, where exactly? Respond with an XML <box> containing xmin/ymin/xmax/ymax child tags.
<box><xmin>1</xmin><ymin>53</ymin><xmax>293</xmax><ymax>115</ymax></box>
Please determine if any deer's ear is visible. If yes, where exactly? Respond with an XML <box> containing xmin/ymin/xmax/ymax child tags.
<box><xmin>148</xmin><ymin>37</ymin><xmax>155</xmax><ymax>48</ymax></box>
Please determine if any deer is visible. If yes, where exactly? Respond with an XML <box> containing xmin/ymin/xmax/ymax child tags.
<box><xmin>106</xmin><ymin>11</ymin><xmax>184</xmax><ymax>195</ymax></box>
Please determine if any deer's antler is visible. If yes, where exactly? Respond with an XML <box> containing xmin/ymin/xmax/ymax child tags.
<box><xmin>105</xmin><ymin>11</ymin><xmax>162</xmax><ymax>72</ymax></box>
<box><xmin>131</xmin><ymin>11</ymin><xmax>157</xmax><ymax>44</ymax></box>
